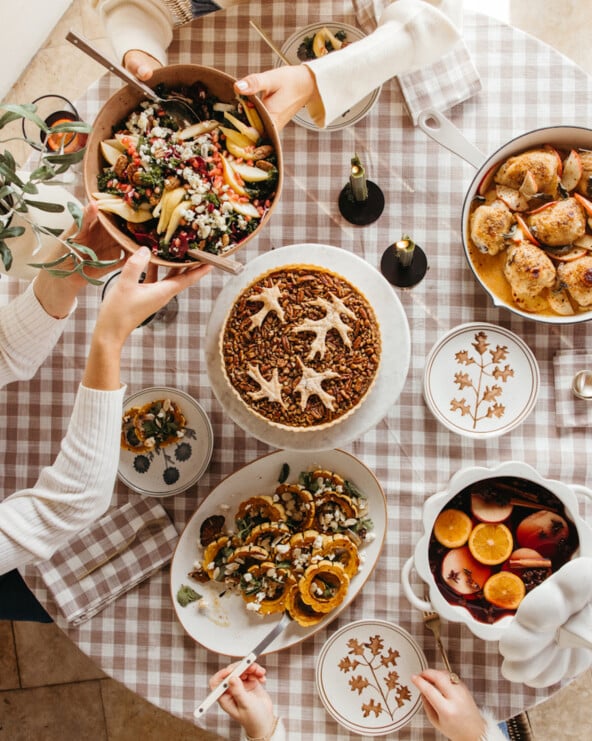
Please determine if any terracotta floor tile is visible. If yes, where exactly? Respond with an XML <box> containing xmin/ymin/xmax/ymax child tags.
<box><xmin>0</xmin><ymin>681</ymin><xmax>107</xmax><ymax>741</ymax></box>
<box><xmin>13</xmin><ymin>621</ymin><xmax>105</xmax><ymax>688</ymax></box>
<box><xmin>0</xmin><ymin>622</ymin><xmax>19</xmax><ymax>691</ymax></box>
<box><xmin>100</xmin><ymin>678</ymin><xmax>223</xmax><ymax>741</ymax></box>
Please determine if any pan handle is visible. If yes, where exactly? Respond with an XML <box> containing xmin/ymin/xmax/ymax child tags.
<box><xmin>417</xmin><ymin>109</ymin><xmax>486</xmax><ymax>170</ymax></box>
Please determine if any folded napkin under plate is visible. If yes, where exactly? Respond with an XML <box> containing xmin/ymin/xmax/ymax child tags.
<box><xmin>351</xmin><ymin>0</ymin><xmax>482</xmax><ymax>124</ymax></box>
<box><xmin>36</xmin><ymin>498</ymin><xmax>178</xmax><ymax>626</ymax></box>
<box><xmin>553</xmin><ymin>350</ymin><xmax>592</xmax><ymax>429</ymax></box>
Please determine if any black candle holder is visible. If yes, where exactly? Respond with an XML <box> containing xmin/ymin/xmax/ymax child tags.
<box><xmin>380</xmin><ymin>241</ymin><xmax>428</xmax><ymax>288</ymax></box>
<box><xmin>338</xmin><ymin>181</ymin><xmax>385</xmax><ymax>226</ymax></box>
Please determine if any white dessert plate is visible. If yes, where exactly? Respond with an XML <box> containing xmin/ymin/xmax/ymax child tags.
<box><xmin>118</xmin><ymin>386</ymin><xmax>213</xmax><ymax>497</ymax></box>
<box><xmin>170</xmin><ymin>448</ymin><xmax>387</xmax><ymax>656</ymax></box>
<box><xmin>275</xmin><ymin>22</ymin><xmax>381</xmax><ymax>131</ymax></box>
<box><xmin>205</xmin><ymin>243</ymin><xmax>410</xmax><ymax>451</ymax></box>
<box><xmin>423</xmin><ymin>323</ymin><xmax>540</xmax><ymax>439</ymax></box>
<box><xmin>316</xmin><ymin>619</ymin><xmax>427</xmax><ymax>735</ymax></box>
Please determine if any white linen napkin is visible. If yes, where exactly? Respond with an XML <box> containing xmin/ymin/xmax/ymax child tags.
<box><xmin>351</xmin><ymin>0</ymin><xmax>482</xmax><ymax>125</ymax></box>
<box><xmin>553</xmin><ymin>350</ymin><xmax>592</xmax><ymax>429</ymax></box>
<box><xmin>36</xmin><ymin>498</ymin><xmax>178</xmax><ymax>626</ymax></box>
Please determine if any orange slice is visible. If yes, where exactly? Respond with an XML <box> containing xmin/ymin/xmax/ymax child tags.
<box><xmin>433</xmin><ymin>509</ymin><xmax>472</xmax><ymax>548</ymax></box>
<box><xmin>483</xmin><ymin>572</ymin><xmax>526</xmax><ymax>610</ymax></box>
<box><xmin>468</xmin><ymin>522</ymin><xmax>513</xmax><ymax>565</ymax></box>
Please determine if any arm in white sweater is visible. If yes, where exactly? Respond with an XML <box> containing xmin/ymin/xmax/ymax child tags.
<box><xmin>304</xmin><ymin>0</ymin><xmax>462</xmax><ymax>126</ymax></box>
<box><xmin>0</xmin><ymin>248</ymin><xmax>211</xmax><ymax>575</ymax></box>
<box><xmin>0</xmin><ymin>282</ymin><xmax>73</xmax><ymax>386</ymax></box>
<box><xmin>90</xmin><ymin>0</ymin><xmax>462</xmax><ymax>127</ymax></box>
<box><xmin>0</xmin><ymin>384</ymin><xmax>125</xmax><ymax>573</ymax></box>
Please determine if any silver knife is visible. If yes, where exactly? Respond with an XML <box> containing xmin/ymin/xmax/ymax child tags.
<box><xmin>194</xmin><ymin>612</ymin><xmax>291</xmax><ymax>718</ymax></box>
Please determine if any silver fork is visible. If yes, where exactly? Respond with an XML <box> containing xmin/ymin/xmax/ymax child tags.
<box><xmin>422</xmin><ymin>607</ymin><xmax>461</xmax><ymax>684</ymax></box>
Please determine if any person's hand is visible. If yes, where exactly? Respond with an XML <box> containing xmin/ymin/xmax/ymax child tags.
<box><xmin>123</xmin><ymin>50</ymin><xmax>162</xmax><ymax>81</ymax></box>
<box><xmin>209</xmin><ymin>662</ymin><xmax>276</xmax><ymax>739</ymax></box>
<box><xmin>82</xmin><ymin>247</ymin><xmax>211</xmax><ymax>390</ymax></box>
<box><xmin>95</xmin><ymin>246</ymin><xmax>211</xmax><ymax>348</ymax></box>
<box><xmin>34</xmin><ymin>202</ymin><xmax>123</xmax><ymax>318</ymax></box>
<box><xmin>411</xmin><ymin>669</ymin><xmax>487</xmax><ymax>741</ymax></box>
<box><xmin>234</xmin><ymin>65</ymin><xmax>320</xmax><ymax>131</ymax></box>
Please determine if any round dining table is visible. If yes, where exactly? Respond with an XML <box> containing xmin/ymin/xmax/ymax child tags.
<box><xmin>3</xmin><ymin>1</ymin><xmax>592</xmax><ymax>738</ymax></box>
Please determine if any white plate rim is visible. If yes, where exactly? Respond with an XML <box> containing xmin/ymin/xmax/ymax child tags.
<box><xmin>118</xmin><ymin>386</ymin><xmax>214</xmax><ymax>497</ymax></box>
<box><xmin>169</xmin><ymin>448</ymin><xmax>387</xmax><ymax>656</ymax></box>
<box><xmin>204</xmin><ymin>243</ymin><xmax>410</xmax><ymax>451</ymax></box>
<box><xmin>276</xmin><ymin>21</ymin><xmax>381</xmax><ymax>131</ymax></box>
<box><xmin>422</xmin><ymin>322</ymin><xmax>540</xmax><ymax>439</ymax></box>
<box><xmin>315</xmin><ymin>618</ymin><xmax>427</xmax><ymax>735</ymax></box>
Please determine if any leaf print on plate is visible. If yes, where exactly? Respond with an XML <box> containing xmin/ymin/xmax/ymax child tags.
<box><xmin>423</xmin><ymin>323</ymin><xmax>540</xmax><ymax>439</ymax></box>
<box><xmin>316</xmin><ymin>620</ymin><xmax>426</xmax><ymax>735</ymax></box>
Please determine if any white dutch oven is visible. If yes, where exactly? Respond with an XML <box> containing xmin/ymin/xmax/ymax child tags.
<box><xmin>402</xmin><ymin>460</ymin><xmax>592</xmax><ymax>642</ymax></box>
<box><xmin>417</xmin><ymin>109</ymin><xmax>592</xmax><ymax>324</ymax></box>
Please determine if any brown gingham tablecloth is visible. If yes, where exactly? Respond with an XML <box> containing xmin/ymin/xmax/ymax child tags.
<box><xmin>3</xmin><ymin>2</ymin><xmax>592</xmax><ymax>738</ymax></box>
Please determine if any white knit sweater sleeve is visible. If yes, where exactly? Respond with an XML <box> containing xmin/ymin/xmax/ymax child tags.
<box><xmin>0</xmin><ymin>383</ymin><xmax>126</xmax><ymax>574</ymax></box>
<box><xmin>90</xmin><ymin>0</ymin><xmax>175</xmax><ymax>65</ymax></box>
<box><xmin>304</xmin><ymin>0</ymin><xmax>462</xmax><ymax>127</ymax></box>
<box><xmin>0</xmin><ymin>282</ymin><xmax>73</xmax><ymax>386</ymax></box>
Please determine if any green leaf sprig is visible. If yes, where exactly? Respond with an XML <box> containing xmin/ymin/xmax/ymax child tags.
<box><xmin>0</xmin><ymin>102</ymin><xmax>118</xmax><ymax>283</ymax></box>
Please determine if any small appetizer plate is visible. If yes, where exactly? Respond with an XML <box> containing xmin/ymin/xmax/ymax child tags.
<box><xmin>276</xmin><ymin>22</ymin><xmax>381</xmax><ymax>131</ymax></box>
<box><xmin>118</xmin><ymin>386</ymin><xmax>213</xmax><ymax>497</ymax></box>
<box><xmin>423</xmin><ymin>323</ymin><xmax>540</xmax><ymax>439</ymax></box>
<box><xmin>316</xmin><ymin>619</ymin><xmax>427</xmax><ymax>735</ymax></box>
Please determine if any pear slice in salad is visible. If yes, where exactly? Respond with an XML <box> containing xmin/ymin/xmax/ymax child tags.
<box><xmin>155</xmin><ymin>187</ymin><xmax>187</xmax><ymax>233</ymax></box>
<box><xmin>232</xmin><ymin>201</ymin><xmax>261</xmax><ymax>219</ymax></box>
<box><xmin>96</xmin><ymin>198</ymin><xmax>153</xmax><ymax>223</ymax></box>
<box><xmin>223</xmin><ymin>111</ymin><xmax>260</xmax><ymax>143</ymax></box>
<box><xmin>219</xmin><ymin>125</ymin><xmax>253</xmax><ymax>149</ymax></box>
<box><xmin>100</xmin><ymin>140</ymin><xmax>125</xmax><ymax>166</ymax></box>
<box><xmin>231</xmin><ymin>162</ymin><xmax>271</xmax><ymax>183</ymax></box>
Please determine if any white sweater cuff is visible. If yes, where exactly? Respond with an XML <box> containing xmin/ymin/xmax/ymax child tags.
<box><xmin>95</xmin><ymin>0</ymin><xmax>174</xmax><ymax>66</ymax></box>
<box><xmin>304</xmin><ymin>0</ymin><xmax>461</xmax><ymax>127</ymax></box>
<box><xmin>481</xmin><ymin>709</ymin><xmax>510</xmax><ymax>741</ymax></box>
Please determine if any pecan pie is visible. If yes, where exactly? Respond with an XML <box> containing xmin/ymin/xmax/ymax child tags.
<box><xmin>220</xmin><ymin>265</ymin><xmax>381</xmax><ymax>430</ymax></box>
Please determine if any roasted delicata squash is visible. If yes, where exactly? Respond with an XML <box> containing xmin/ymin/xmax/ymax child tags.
<box><xmin>240</xmin><ymin>562</ymin><xmax>295</xmax><ymax>615</ymax></box>
<box><xmin>314</xmin><ymin>492</ymin><xmax>359</xmax><ymax>532</ymax></box>
<box><xmin>121</xmin><ymin>398</ymin><xmax>186</xmax><ymax>453</ymax></box>
<box><xmin>274</xmin><ymin>484</ymin><xmax>315</xmax><ymax>529</ymax></box>
<box><xmin>226</xmin><ymin>543</ymin><xmax>270</xmax><ymax>566</ymax></box>
<box><xmin>244</xmin><ymin>521</ymin><xmax>291</xmax><ymax>549</ymax></box>
<box><xmin>310</xmin><ymin>468</ymin><xmax>345</xmax><ymax>489</ymax></box>
<box><xmin>285</xmin><ymin>583</ymin><xmax>325</xmax><ymax>626</ymax></box>
<box><xmin>188</xmin><ymin>466</ymin><xmax>373</xmax><ymax>626</ymax></box>
<box><xmin>235</xmin><ymin>495</ymin><xmax>286</xmax><ymax>525</ymax></box>
<box><xmin>299</xmin><ymin>560</ymin><xmax>350</xmax><ymax>613</ymax></box>
<box><xmin>318</xmin><ymin>533</ymin><xmax>360</xmax><ymax>579</ymax></box>
<box><xmin>202</xmin><ymin>535</ymin><xmax>233</xmax><ymax>580</ymax></box>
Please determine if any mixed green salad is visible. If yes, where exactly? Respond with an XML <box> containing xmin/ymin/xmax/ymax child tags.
<box><xmin>94</xmin><ymin>82</ymin><xmax>279</xmax><ymax>261</ymax></box>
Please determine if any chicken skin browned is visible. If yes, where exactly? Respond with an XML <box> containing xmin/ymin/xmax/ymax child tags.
<box><xmin>470</xmin><ymin>199</ymin><xmax>514</xmax><ymax>255</ymax></box>
<box><xmin>494</xmin><ymin>148</ymin><xmax>559</xmax><ymax>194</ymax></box>
<box><xmin>526</xmin><ymin>198</ymin><xmax>586</xmax><ymax>246</ymax></box>
<box><xmin>503</xmin><ymin>240</ymin><xmax>556</xmax><ymax>311</ymax></box>
<box><xmin>577</xmin><ymin>150</ymin><xmax>592</xmax><ymax>198</ymax></box>
<box><xmin>557</xmin><ymin>255</ymin><xmax>592</xmax><ymax>307</ymax></box>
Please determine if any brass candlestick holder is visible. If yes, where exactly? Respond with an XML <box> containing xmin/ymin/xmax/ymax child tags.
<box><xmin>380</xmin><ymin>235</ymin><xmax>428</xmax><ymax>287</ymax></box>
<box><xmin>338</xmin><ymin>153</ymin><xmax>384</xmax><ymax>225</ymax></box>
